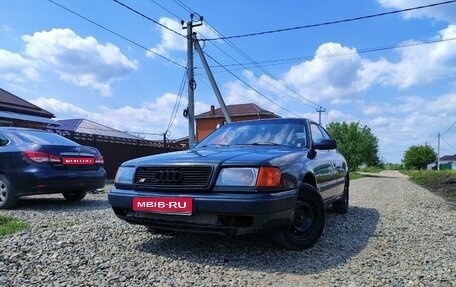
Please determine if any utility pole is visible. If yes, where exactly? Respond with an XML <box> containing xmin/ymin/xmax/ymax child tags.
<box><xmin>316</xmin><ymin>106</ymin><xmax>326</xmax><ymax>125</ymax></box>
<box><xmin>182</xmin><ymin>15</ymin><xmax>202</xmax><ymax>146</ymax></box>
<box><xmin>437</xmin><ymin>132</ymin><xmax>440</xmax><ymax>170</ymax></box>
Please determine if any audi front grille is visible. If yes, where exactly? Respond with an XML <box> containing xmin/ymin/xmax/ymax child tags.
<box><xmin>134</xmin><ymin>166</ymin><xmax>213</xmax><ymax>189</ymax></box>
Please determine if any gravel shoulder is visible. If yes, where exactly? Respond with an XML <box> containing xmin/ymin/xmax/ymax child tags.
<box><xmin>1</xmin><ymin>171</ymin><xmax>455</xmax><ymax>287</ymax></box>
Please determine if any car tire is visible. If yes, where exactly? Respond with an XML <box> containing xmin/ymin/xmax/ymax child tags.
<box><xmin>272</xmin><ymin>183</ymin><xmax>325</xmax><ymax>250</ymax></box>
<box><xmin>62</xmin><ymin>190</ymin><xmax>87</xmax><ymax>202</ymax></box>
<box><xmin>332</xmin><ymin>178</ymin><xmax>349</xmax><ymax>214</ymax></box>
<box><xmin>0</xmin><ymin>174</ymin><xmax>18</xmax><ymax>209</ymax></box>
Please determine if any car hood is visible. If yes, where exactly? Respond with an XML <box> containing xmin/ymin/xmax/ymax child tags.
<box><xmin>123</xmin><ymin>146</ymin><xmax>306</xmax><ymax>167</ymax></box>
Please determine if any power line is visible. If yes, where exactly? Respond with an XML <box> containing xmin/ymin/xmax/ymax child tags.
<box><xmin>205</xmin><ymin>24</ymin><xmax>321</xmax><ymax>109</ymax></box>
<box><xmin>112</xmin><ymin>0</ymin><xmax>185</xmax><ymax>38</ymax></box>
<box><xmin>441</xmin><ymin>120</ymin><xmax>456</xmax><ymax>136</ymax></box>
<box><xmin>202</xmin><ymin>1</ymin><xmax>456</xmax><ymax>41</ymax></box>
<box><xmin>205</xmin><ymin>36</ymin><xmax>456</xmax><ymax>70</ymax></box>
<box><xmin>202</xmin><ymin>51</ymin><xmax>300</xmax><ymax>117</ymax></box>
<box><xmin>47</xmin><ymin>0</ymin><xmax>186</xmax><ymax>69</ymax></box>
<box><xmin>165</xmin><ymin>70</ymin><xmax>187</xmax><ymax>134</ymax></box>
<box><xmin>148</xmin><ymin>0</ymin><xmax>183</xmax><ymax>20</ymax></box>
<box><xmin>171</xmin><ymin>2</ymin><xmax>323</xmax><ymax>111</ymax></box>
<box><xmin>441</xmin><ymin>136</ymin><xmax>456</xmax><ymax>152</ymax></box>
<box><xmin>197</xmin><ymin>28</ymin><xmax>319</xmax><ymax>110</ymax></box>
<box><xmin>172</xmin><ymin>0</ymin><xmax>194</xmax><ymax>15</ymax></box>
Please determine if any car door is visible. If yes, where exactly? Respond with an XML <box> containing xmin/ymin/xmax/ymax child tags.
<box><xmin>309</xmin><ymin>123</ymin><xmax>336</xmax><ymax>200</ymax></box>
<box><xmin>316</xmin><ymin>124</ymin><xmax>346</xmax><ymax>196</ymax></box>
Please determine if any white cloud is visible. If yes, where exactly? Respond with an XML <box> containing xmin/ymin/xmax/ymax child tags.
<box><xmin>147</xmin><ymin>18</ymin><xmax>186</xmax><ymax>58</ymax></box>
<box><xmin>377</xmin><ymin>0</ymin><xmax>456</xmax><ymax>23</ymax></box>
<box><xmin>0</xmin><ymin>49</ymin><xmax>39</xmax><ymax>82</ymax></box>
<box><xmin>374</xmin><ymin>25</ymin><xmax>456</xmax><ymax>88</ymax></box>
<box><xmin>283</xmin><ymin>43</ymin><xmax>373</xmax><ymax>104</ymax></box>
<box><xmin>22</xmin><ymin>28</ymin><xmax>138</xmax><ymax>96</ymax></box>
<box><xmin>279</xmin><ymin>25</ymin><xmax>456</xmax><ymax>104</ymax></box>
<box><xmin>147</xmin><ymin>17</ymin><xmax>220</xmax><ymax>59</ymax></box>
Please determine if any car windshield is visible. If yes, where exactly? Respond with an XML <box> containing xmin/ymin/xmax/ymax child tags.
<box><xmin>197</xmin><ymin>121</ymin><xmax>308</xmax><ymax>148</ymax></box>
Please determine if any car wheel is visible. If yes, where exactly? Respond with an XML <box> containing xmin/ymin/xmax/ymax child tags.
<box><xmin>0</xmin><ymin>174</ymin><xmax>18</xmax><ymax>209</ymax></box>
<box><xmin>332</xmin><ymin>179</ymin><xmax>349</xmax><ymax>214</ymax></box>
<box><xmin>62</xmin><ymin>190</ymin><xmax>87</xmax><ymax>202</ymax></box>
<box><xmin>272</xmin><ymin>183</ymin><xmax>325</xmax><ymax>250</ymax></box>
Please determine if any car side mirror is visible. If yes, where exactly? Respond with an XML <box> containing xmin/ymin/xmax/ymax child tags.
<box><xmin>0</xmin><ymin>139</ymin><xmax>8</xmax><ymax>146</ymax></box>
<box><xmin>313</xmin><ymin>139</ymin><xmax>337</xmax><ymax>150</ymax></box>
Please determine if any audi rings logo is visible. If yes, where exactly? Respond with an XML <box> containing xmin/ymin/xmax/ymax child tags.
<box><xmin>155</xmin><ymin>170</ymin><xmax>183</xmax><ymax>183</ymax></box>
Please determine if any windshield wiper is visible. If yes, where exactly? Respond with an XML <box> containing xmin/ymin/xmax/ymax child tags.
<box><xmin>250</xmin><ymin>141</ymin><xmax>283</xmax><ymax>146</ymax></box>
<box><xmin>201</xmin><ymin>143</ymin><xmax>229</xmax><ymax>147</ymax></box>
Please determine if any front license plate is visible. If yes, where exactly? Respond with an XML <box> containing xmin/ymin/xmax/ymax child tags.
<box><xmin>133</xmin><ymin>197</ymin><xmax>193</xmax><ymax>215</ymax></box>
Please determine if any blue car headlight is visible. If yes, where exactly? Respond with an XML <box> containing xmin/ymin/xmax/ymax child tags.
<box><xmin>114</xmin><ymin>166</ymin><xmax>135</xmax><ymax>185</ymax></box>
<box><xmin>215</xmin><ymin>168</ymin><xmax>258</xmax><ymax>186</ymax></box>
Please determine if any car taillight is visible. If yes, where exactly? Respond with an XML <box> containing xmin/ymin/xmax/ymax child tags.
<box><xmin>23</xmin><ymin>151</ymin><xmax>61</xmax><ymax>163</ymax></box>
<box><xmin>95</xmin><ymin>155</ymin><xmax>104</xmax><ymax>164</ymax></box>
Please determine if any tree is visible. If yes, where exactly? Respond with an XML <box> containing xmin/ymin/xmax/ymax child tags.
<box><xmin>326</xmin><ymin>121</ymin><xmax>379</xmax><ymax>171</ymax></box>
<box><xmin>402</xmin><ymin>145</ymin><xmax>437</xmax><ymax>170</ymax></box>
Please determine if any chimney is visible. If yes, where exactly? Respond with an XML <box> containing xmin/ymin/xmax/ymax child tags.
<box><xmin>211</xmin><ymin>105</ymin><xmax>215</xmax><ymax>115</ymax></box>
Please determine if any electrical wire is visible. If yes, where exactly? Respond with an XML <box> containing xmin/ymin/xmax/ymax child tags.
<box><xmin>112</xmin><ymin>0</ymin><xmax>185</xmax><ymax>38</ymax></box>
<box><xmin>202</xmin><ymin>51</ymin><xmax>300</xmax><ymax>117</ymax></box>
<box><xmin>172</xmin><ymin>0</ymin><xmax>194</xmax><ymax>14</ymax></box>
<box><xmin>165</xmin><ymin>70</ymin><xmax>187</xmax><ymax>134</ymax></box>
<box><xmin>206</xmin><ymin>36</ymin><xmax>456</xmax><ymax>70</ymax></box>
<box><xmin>441</xmin><ymin>120</ymin><xmax>456</xmax><ymax>136</ymax></box>
<box><xmin>171</xmin><ymin>2</ymin><xmax>324</xmax><ymax>112</ymax></box>
<box><xmin>201</xmin><ymin>24</ymin><xmax>321</xmax><ymax>110</ymax></box>
<box><xmin>47</xmin><ymin>0</ymin><xmax>186</xmax><ymax>69</ymax></box>
<box><xmin>148</xmin><ymin>0</ymin><xmax>183</xmax><ymax>20</ymax></box>
<box><xmin>202</xmin><ymin>1</ymin><xmax>456</xmax><ymax>41</ymax></box>
<box><xmin>441</xmin><ymin>136</ymin><xmax>456</xmax><ymax>152</ymax></box>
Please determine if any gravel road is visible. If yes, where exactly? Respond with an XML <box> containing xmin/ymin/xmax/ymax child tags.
<box><xmin>0</xmin><ymin>170</ymin><xmax>455</xmax><ymax>287</ymax></box>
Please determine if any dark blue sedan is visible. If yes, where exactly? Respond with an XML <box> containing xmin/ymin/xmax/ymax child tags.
<box><xmin>109</xmin><ymin>118</ymin><xmax>349</xmax><ymax>250</ymax></box>
<box><xmin>0</xmin><ymin>127</ymin><xmax>106</xmax><ymax>209</ymax></box>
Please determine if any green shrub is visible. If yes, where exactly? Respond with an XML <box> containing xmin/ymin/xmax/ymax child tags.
<box><xmin>402</xmin><ymin>170</ymin><xmax>456</xmax><ymax>187</ymax></box>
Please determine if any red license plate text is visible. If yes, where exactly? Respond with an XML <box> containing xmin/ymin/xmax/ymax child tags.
<box><xmin>63</xmin><ymin>158</ymin><xmax>94</xmax><ymax>165</ymax></box>
<box><xmin>133</xmin><ymin>197</ymin><xmax>193</xmax><ymax>215</ymax></box>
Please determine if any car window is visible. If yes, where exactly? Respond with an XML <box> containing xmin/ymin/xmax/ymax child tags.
<box><xmin>8</xmin><ymin>130</ymin><xmax>79</xmax><ymax>145</ymax></box>
<box><xmin>310</xmin><ymin>123</ymin><xmax>325</xmax><ymax>143</ymax></box>
<box><xmin>318</xmin><ymin>125</ymin><xmax>331</xmax><ymax>140</ymax></box>
<box><xmin>0</xmin><ymin>132</ymin><xmax>8</xmax><ymax>146</ymax></box>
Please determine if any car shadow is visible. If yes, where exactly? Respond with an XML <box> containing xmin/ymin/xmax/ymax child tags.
<box><xmin>137</xmin><ymin>206</ymin><xmax>380</xmax><ymax>275</ymax></box>
<box><xmin>13</xmin><ymin>193</ymin><xmax>110</xmax><ymax>212</ymax></box>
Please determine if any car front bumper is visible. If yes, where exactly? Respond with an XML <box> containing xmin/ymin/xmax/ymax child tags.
<box><xmin>108</xmin><ymin>188</ymin><xmax>298</xmax><ymax>236</ymax></box>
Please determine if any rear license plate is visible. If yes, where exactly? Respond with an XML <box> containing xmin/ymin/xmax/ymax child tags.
<box><xmin>63</xmin><ymin>158</ymin><xmax>94</xmax><ymax>165</ymax></box>
<box><xmin>133</xmin><ymin>197</ymin><xmax>193</xmax><ymax>215</ymax></box>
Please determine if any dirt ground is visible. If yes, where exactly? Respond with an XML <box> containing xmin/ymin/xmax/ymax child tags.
<box><xmin>424</xmin><ymin>178</ymin><xmax>456</xmax><ymax>208</ymax></box>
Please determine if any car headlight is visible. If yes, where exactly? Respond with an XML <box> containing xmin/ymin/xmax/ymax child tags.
<box><xmin>114</xmin><ymin>166</ymin><xmax>135</xmax><ymax>185</ymax></box>
<box><xmin>216</xmin><ymin>168</ymin><xmax>258</xmax><ymax>186</ymax></box>
<box><xmin>215</xmin><ymin>167</ymin><xmax>282</xmax><ymax>187</ymax></box>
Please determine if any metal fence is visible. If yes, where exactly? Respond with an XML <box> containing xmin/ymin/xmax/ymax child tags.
<box><xmin>49</xmin><ymin>129</ymin><xmax>186</xmax><ymax>179</ymax></box>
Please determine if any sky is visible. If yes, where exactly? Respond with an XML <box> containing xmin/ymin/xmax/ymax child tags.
<box><xmin>1</xmin><ymin>0</ymin><xmax>456</xmax><ymax>164</ymax></box>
